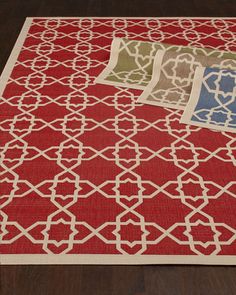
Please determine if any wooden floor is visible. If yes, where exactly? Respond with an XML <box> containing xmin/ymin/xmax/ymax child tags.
<box><xmin>0</xmin><ymin>1</ymin><xmax>236</xmax><ymax>294</ymax></box>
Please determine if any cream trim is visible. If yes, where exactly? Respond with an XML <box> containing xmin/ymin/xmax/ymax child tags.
<box><xmin>2</xmin><ymin>254</ymin><xmax>236</xmax><ymax>265</ymax></box>
<box><xmin>137</xmin><ymin>50</ymin><xmax>165</xmax><ymax>102</ymax></box>
<box><xmin>94</xmin><ymin>38</ymin><xmax>121</xmax><ymax>84</ymax></box>
<box><xmin>137</xmin><ymin>99</ymin><xmax>186</xmax><ymax>110</ymax></box>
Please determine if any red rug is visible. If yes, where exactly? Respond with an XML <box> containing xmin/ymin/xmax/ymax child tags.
<box><xmin>1</xmin><ymin>17</ymin><xmax>236</xmax><ymax>265</ymax></box>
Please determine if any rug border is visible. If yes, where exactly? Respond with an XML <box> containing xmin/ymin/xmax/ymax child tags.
<box><xmin>1</xmin><ymin>16</ymin><xmax>236</xmax><ymax>265</ymax></box>
<box><xmin>28</xmin><ymin>17</ymin><xmax>236</xmax><ymax>19</ymax></box>
<box><xmin>2</xmin><ymin>254</ymin><xmax>236</xmax><ymax>265</ymax></box>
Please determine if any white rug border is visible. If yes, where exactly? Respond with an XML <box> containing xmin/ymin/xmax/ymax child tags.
<box><xmin>1</xmin><ymin>17</ymin><xmax>236</xmax><ymax>265</ymax></box>
<box><xmin>180</xmin><ymin>66</ymin><xmax>236</xmax><ymax>133</ymax></box>
<box><xmin>2</xmin><ymin>254</ymin><xmax>236</xmax><ymax>265</ymax></box>
<box><xmin>137</xmin><ymin>49</ymin><xmax>165</xmax><ymax>103</ymax></box>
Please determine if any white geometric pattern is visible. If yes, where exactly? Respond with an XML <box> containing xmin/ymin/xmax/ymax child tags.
<box><xmin>0</xmin><ymin>17</ymin><xmax>236</xmax><ymax>265</ymax></box>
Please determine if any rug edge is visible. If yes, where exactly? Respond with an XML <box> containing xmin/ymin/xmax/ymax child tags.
<box><xmin>26</xmin><ymin>17</ymin><xmax>236</xmax><ymax>20</ymax></box>
<box><xmin>2</xmin><ymin>254</ymin><xmax>236</xmax><ymax>265</ymax></box>
<box><xmin>0</xmin><ymin>18</ymin><xmax>32</xmax><ymax>98</ymax></box>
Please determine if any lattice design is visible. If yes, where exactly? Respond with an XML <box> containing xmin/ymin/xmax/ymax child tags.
<box><xmin>138</xmin><ymin>50</ymin><xmax>236</xmax><ymax>110</ymax></box>
<box><xmin>0</xmin><ymin>18</ymin><xmax>236</xmax><ymax>264</ymax></box>
<box><xmin>96</xmin><ymin>35</ymin><xmax>236</xmax><ymax>89</ymax></box>
<box><xmin>181</xmin><ymin>67</ymin><xmax>236</xmax><ymax>133</ymax></box>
